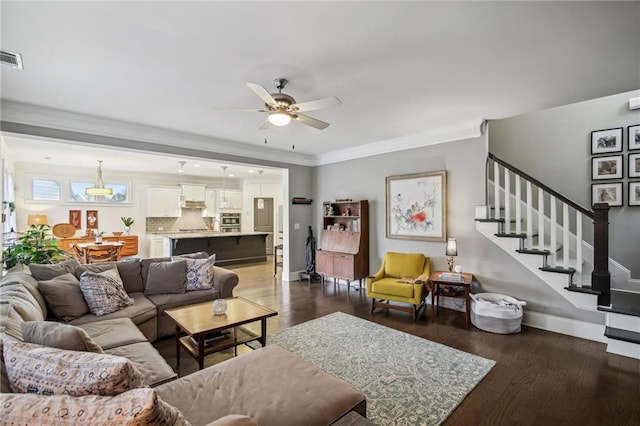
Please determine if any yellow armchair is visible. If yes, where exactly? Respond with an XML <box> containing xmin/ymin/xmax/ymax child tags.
<box><xmin>366</xmin><ymin>252</ymin><xmax>431</xmax><ymax>320</ymax></box>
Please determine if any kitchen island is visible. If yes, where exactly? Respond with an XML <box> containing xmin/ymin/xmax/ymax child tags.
<box><xmin>162</xmin><ymin>232</ymin><xmax>269</xmax><ymax>266</ymax></box>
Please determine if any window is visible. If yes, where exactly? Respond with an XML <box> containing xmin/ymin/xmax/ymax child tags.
<box><xmin>32</xmin><ymin>179</ymin><xmax>61</xmax><ymax>201</ymax></box>
<box><xmin>70</xmin><ymin>181</ymin><xmax>129</xmax><ymax>203</ymax></box>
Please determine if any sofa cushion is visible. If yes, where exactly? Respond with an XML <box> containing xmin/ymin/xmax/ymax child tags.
<box><xmin>206</xmin><ymin>415</ymin><xmax>258</xmax><ymax>426</ymax></box>
<box><xmin>76</xmin><ymin>260</ymin><xmax>144</xmax><ymax>294</ymax></box>
<box><xmin>0</xmin><ymin>273</ymin><xmax>48</xmax><ymax>318</ymax></box>
<box><xmin>79</xmin><ymin>268</ymin><xmax>134</xmax><ymax>316</ymax></box>
<box><xmin>0</xmin><ymin>304</ymin><xmax>24</xmax><ymax>341</ymax></box>
<box><xmin>28</xmin><ymin>258</ymin><xmax>80</xmax><ymax>281</ymax></box>
<box><xmin>371</xmin><ymin>278</ymin><xmax>417</xmax><ymax>298</ymax></box>
<box><xmin>69</xmin><ymin>292</ymin><xmax>156</xmax><ymax>328</ymax></box>
<box><xmin>105</xmin><ymin>341</ymin><xmax>177</xmax><ymax>387</ymax></box>
<box><xmin>3</xmin><ymin>339</ymin><xmax>145</xmax><ymax>396</ymax></box>
<box><xmin>156</xmin><ymin>345</ymin><xmax>366</xmax><ymax>426</ymax></box>
<box><xmin>0</xmin><ymin>283</ymin><xmax>44</xmax><ymax>323</ymax></box>
<box><xmin>147</xmin><ymin>289</ymin><xmax>221</xmax><ymax>315</ymax></box>
<box><xmin>21</xmin><ymin>321</ymin><xmax>104</xmax><ymax>353</ymax></box>
<box><xmin>0</xmin><ymin>388</ymin><xmax>190</xmax><ymax>425</ymax></box>
<box><xmin>38</xmin><ymin>273</ymin><xmax>90</xmax><ymax>321</ymax></box>
<box><xmin>176</xmin><ymin>251</ymin><xmax>209</xmax><ymax>260</ymax></box>
<box><xmin>141</xmin><ymin>256</ymin><xmax>171</xmax><ymax>283</ymax></box>
<box><xmin>77</xmin><ymin>317</ymin><xmax>147</xmax><ymax>350</ymax></box>
<box><xmin>145</xmin><ymin>260</ymin><xmax>187</xmax><ymax>295</ymax></box>
<box><xmin>183</xmin><ymin>255</ymin><xmax>217</xmax><ymax>291</ymax></box>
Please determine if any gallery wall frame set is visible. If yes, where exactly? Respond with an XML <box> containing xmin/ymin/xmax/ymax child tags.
<box><xmin>591</xmin><ymin>182</ymin><xmax>623</xmax><ymax>207</ymax></box>
<box><xmin>591</xmin><ymin>155</ymin><xmax>623</xmax><ymax>180</ymax></box>
<box><xmin>628</xmin><ymin>182</ymin><xmax>640</xmax><ymax>206</ymax></box>
<box><xmin>385</xmin><ymin>170</ymin><xmax>447</xmax><ymax>242</ymax></box>
<box><xmin>591</xmin><ymin>127</ymin><xmax>623</xmax><ymax>154</ymax></box>
<box><xmin>628</xmin><ymin>124</ymin><xmax>640</xmax><ymax>151</ymax></box>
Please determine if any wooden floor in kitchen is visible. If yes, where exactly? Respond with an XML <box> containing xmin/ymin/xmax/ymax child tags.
<box><xmin>154</xmin><ymin>258</ymin><xmax>640</xmax><ymax>426</ymax></box>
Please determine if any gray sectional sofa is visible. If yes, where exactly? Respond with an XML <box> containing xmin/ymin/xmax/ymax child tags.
<box><xmin>0</xmin><ymin>254</ymin><xmax>368</xmax><ymax>425</ymax></box>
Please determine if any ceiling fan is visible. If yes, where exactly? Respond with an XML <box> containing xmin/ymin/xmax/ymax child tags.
<box><xmin>243</xmin><ymin>78</ymin><xmax>341</xmax><ymax>130</ymax></box>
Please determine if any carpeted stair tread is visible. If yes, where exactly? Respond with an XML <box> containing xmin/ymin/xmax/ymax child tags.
<box><xmin>564</xmin><ymin>285</ymin><xmax>600</xmax><ymax>295</ymax></box>
<box><xmin>540</xmin><ymin>266</ymin><xmax>576</xmax><ymax>275</ymax></box>
<box><xmin>598</xmin><ymin>291</ymin><xmax>640</xmax><ymax>317</ymax></box>
<box><xmin>516</xmin><ymin>248</ymin><xmax>551</xmax><ymax>256</ymax></box>
<box><xmin>604</xmin><ymin>326</ymin><xmax>640</xmax><ymax>344</ymax></box>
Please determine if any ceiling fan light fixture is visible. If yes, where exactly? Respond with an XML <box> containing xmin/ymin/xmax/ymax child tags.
<box><xmin>268</xmin><ymin>111</ymin><xmax>291</xmax><ymax>127</ymax></box>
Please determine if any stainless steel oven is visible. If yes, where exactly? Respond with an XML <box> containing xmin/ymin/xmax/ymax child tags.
<box><xmin>220</xmin><ymin>213</ymin><xmax>241</xmax><ymax>233</ymax></box>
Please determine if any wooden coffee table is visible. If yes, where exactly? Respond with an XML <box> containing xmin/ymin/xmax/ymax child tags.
<box><xmin>165</xmin><ymin>297</ymin><xmax>278</xmax><ymax>369</ymax></box>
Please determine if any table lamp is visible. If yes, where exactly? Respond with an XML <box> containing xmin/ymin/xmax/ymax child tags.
<box><xmin>445</xmin><ymin>238</ymin><xmax>457</xmax><ymax>272</ymax></box>
<box><xmin>27</xmin><ymin>214</ymin><xmax>48</xmax><ymax>226</ymax></box>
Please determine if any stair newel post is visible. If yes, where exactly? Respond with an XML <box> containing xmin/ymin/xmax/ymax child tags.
<box><xmin>494</xmin><ymin>162</ymin><xmax>501</xmax><ymax>220</ymax></box>
<box><xmin>591</xmin><ymin>203</ymin><xmax>610</xmax><ymax>306</ymax></box>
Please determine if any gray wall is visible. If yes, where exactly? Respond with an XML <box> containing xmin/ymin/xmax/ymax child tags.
<box><xmin>488</xmin><ymin>90</ymin><xmax>640</xmax><ymax>278</ymax></box>
<box><xmin>313</xmin><ymin>137</ymin><xmax>603</xmax><ymax>323</ymax></box>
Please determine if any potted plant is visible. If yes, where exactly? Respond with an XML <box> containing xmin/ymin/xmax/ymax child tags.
<box><xmin>121</xmin><ymin>217</ymin><xmax>135</xmax><ymax>234</ymax></box>
<box><xmin>3</xmin><ymin>224</ymin><xmax>69</xmax><ymax>268</ymax></box>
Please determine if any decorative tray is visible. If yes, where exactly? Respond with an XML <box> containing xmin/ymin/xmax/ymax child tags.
<box><xmin>52</xmin><ymin>223</ymin><xmax>76</xmax><ymax>238</ymax></box>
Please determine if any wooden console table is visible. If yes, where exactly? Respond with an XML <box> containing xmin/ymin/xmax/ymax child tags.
<box><xmin>58</xmin><ymin>235</ymin><xmax>139</xmax><ymax>258</ymax></box>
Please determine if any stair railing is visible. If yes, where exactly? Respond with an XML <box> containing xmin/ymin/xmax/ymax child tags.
<box><xmin>486</xmin><ymin>153</ymin><xmax>610</xmax><ymax>306</ymax></box>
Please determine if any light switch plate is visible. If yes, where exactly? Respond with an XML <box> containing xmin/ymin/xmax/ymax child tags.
<box><xmin>294</xmin><ymin>223</ymin><xmax>300</xmax><ymax>230</ymax></box>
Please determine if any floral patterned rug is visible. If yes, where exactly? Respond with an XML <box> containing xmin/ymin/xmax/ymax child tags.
<box><xmin>268</xmin><ymin>312</ymin><xmax>495</xmax><ymax>425</ymax></box>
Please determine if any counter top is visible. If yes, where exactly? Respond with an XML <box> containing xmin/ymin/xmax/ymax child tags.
<box><xmin>161</xmin><ymin>231</ymin><xmax>269</xmax><ymax>239</ymax></box>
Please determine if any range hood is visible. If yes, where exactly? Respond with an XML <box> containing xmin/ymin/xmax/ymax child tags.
<box><xmin>182</xmin><ymin>200</ymin><xmax>207</xmax><ymax>209</ymax></box>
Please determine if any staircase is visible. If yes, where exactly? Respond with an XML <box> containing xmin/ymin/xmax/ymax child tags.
<box><xmin>476</xmin><ymin>154</ymin><xmax>640</xmax><ymax>359</ymax></box>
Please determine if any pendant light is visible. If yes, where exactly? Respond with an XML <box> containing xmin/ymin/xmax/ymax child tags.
<box><xmin>220</xmin><ymin>166</ymin><xmax>228</xmax><ymax>208</ymax></box>
<box><xmin>86</xmin><ymin>160</ymin><xmax>113</xmax><ymax>196</ymax></box>
<box><xmin>178</xmin><ymin>161</ymin><xmax>186</xmax><ymax>207</ymax></box>
<box><xmin>257</xmin><ymin>170</ymin><xmax>265</xmax><ymax>209</ymax></box>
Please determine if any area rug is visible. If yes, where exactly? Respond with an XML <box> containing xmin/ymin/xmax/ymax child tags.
<box><xmin>268</xmin><ymin>312</ymin><xmax>495</xmax><ymax>425</ymax></box>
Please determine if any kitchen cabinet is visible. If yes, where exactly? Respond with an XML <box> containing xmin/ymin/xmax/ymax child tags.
<box><xmin>148</xmin><ymin>235</ymin><xmax>167</xmax><ymax>257</ymax></box>
<box><xmin>218</xmin><ymin>190</ymin><xmax>242</xmax><ymax>210</ymax></box>
<box><xmin>180</xmin><ymin>184</ymin><xmax>206</xmax><ymax>201</ymax></box>
<box><xmin>148</xmin><ymin>187</ymin><xmax>181</xmax><ymax>217</ymax></box>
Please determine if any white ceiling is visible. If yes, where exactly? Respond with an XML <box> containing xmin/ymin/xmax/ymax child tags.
<box><xmin>1</xmin><ymin>1</ymin><xmax>639</xmax><ymax>167</ymax></box>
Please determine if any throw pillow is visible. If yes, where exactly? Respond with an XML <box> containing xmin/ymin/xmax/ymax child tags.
<box><xmin>38</xmin><ymin>272</ymin><xmax>90</xmax><ymax>321</ymax></box>
<box><xmin>29</xmin><ymin>258</ymin><xmax>80</xmax><ymax>281</ymax></box>
<box><xmin>21</xmin><ymin>321</ymin><xmax>104</xmax><ymax>353</ymax></box>
<box><xmin>179</xmin><ymin>254</ymin><xmax>216</xmax><ymax>291</ymax></box>
<box><xmin>0</xmin><ymin>388</ymin><xmax>190</xmax><ymax>425</ymax></box>
<box><xmin>3</xmin><ymin>339</ymin><xmax>145</xmax><ymax>396</ymax></box>
<box><xmin>79</xmin><ymin>268</ymin><xmax>134</xmax><ymax>316</ymax></box>
<box><xmin>144</xmin><ymin>259</ymin><xmax>187</xmax><ymax>295</ymax></box>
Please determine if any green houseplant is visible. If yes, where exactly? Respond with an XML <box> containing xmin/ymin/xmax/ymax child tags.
<box><xmin>121</xmin><ymin>217</ymin><xmax>135</xmax><ymax>234</ymax></box>
<box><xmin>3</xmin><ymin>224</ymin><xmax>69</xmax><ymax>268</ymax></box>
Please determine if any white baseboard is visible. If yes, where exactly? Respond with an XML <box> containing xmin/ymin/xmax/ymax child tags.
<box><xmin>522</xmin><ymin>310</ymin><xmax>606</xmax><ymax>343</ymax></box>
<box><xmin>606</xmin><ymin>338</ymin><xmax>640</xmax><ymax>359</ymax></box>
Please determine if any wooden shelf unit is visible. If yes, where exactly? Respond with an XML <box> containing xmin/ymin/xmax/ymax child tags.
<box><xmin>317</xmin><ymin>200</ymin><xmax>369</xmax><ymax>284</ymax></box>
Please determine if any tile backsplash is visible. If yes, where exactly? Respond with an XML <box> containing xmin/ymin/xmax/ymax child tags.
<box><xmin>146</xmin><ymin>209</ymin><xmax>213</xmax><ymax>233</ymax></box>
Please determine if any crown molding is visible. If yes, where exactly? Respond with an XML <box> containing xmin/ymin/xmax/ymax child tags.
<box><xmin>313</xmin><ymin>119</ymin><xmax>485</xmax><ymax>166</ymax></box>
<box><xmin>0</xmin><ymin>101</ymin><xmax>315</xmax><ymax>167</ymax></box>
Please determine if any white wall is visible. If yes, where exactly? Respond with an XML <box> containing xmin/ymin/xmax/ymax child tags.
<box><xmin>314</xmin><ymin>135</ymin><xmax>604</xmax><ymax>324</ymax></box>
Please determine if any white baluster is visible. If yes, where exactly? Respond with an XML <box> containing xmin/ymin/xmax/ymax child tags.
<box><xmin>576</xmin><ymin>210</ymin><xmax>583</xmax><ymax>287</ymax></box>
<box><xmin>504</xmin><ymin>168</ymin><xmax>511</xmax><ymax>234</ymax></box>
<box><xmin>563</xmin><ymin>204</ymin><xmax>570</xmax><ymax>270</ymax></box>
<box><xmin>515</xmin><ymin>175</ymin><xmax>521</xmax><ymax>235</ymax></box>
<box><xmin>550</xmin><ymin>196</ymin><xmax>557</xmax><ymax>267</ymax></box>
<box><xmin>494</xmin><ymin>162</ymin><xmax>500</xmax><ymax>220</ymax></box>
<box><xmin>538</xmin><ymin>188</ymin><xmax>544</xmax><ymax>251</ymax></box>
<box><xmin>526</xmin><ymin>182</ymin><xmax>533</xmax><ymax>249</ymax></box>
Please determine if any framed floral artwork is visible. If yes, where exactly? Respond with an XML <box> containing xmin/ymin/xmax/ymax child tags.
<box><xmin>386</xmin><ymin>170</ymin><xmax>447</xmax><ymax>241</ymax></box>
<box><xmin>86</xmin><ymin>210</ymin><xmax>98</xmax><ymax>229</ymax></box>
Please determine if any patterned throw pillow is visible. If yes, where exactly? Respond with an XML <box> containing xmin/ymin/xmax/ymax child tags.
<box><xmin>79</xmin><ymin>267</ymin><xmax>134</xmax><ymax>316</ymax></box>
<box><xmin>3</xmin><ymin>339</ymin><xmax>145</xmax><ymax>396</ymax></box>
<box><xmin>184</xmin><ymin>254</ymin><xmax>216</xmax><ymax>291</ymax></box>
<box><xmin>0</xmin><ymin>388</ymin><xmax>190</xmax><ymax>425</ymax></box>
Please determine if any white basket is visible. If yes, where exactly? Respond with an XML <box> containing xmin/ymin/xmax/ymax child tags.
<box><xmin>470</xmin><ymin>293</ymin><xmax>526</xmax><ymax>334</ymax></box>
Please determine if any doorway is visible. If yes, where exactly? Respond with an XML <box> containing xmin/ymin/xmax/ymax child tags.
<box><xmin>254</xmin><ymin>197</ymin><xmax>274</xmax><ymax>255</ymax></box>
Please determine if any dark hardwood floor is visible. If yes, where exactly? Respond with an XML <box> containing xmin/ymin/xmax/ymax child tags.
<box><xmin>154</xmin><ymin>259</ymin><xmax>640</xmax><ymax>426</ymax></box>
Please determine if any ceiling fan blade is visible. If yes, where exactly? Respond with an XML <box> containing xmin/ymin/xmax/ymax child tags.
<box><xmin>212</xmin><ymin>107</ymin><xmax>268</xmax><ymax>112</ymax></box>
<box><xmin>294</xmin><ymin>114</ymin><xmax>330</xmax><ymax>130</ymax></box>
<box><xmin>258</xmin><ymin>119</ymin><xmax>273</xmax><ymax>130</ymax></box>
<box><xmin>247</xmin><ymin>82</ymin><xmax>279</xmax><ymax>106</ymax></box>
<box><xmin>291</xmin><ymin>96</ymin><xmax>341</xmax><ymax>113</ymax></box>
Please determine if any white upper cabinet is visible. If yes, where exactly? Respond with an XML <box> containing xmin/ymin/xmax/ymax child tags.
<box><xmin>148</xmin><ymin>187</ymin><xmax>181</xmax><ymax>217</ymax></box>
<box><xmin>180</xmin><ymin>184</ymin><xmax>206</xmax><ymax>201</ymax></box>
<box><xmin>218</xmin><ymin>190</ymin><xmax>242</xmax><ymax>210</ymax></box>
<box><xmin>203</xmin><ymin>189</ymin><xmax>217</xmax><ymax>218</ymax></box>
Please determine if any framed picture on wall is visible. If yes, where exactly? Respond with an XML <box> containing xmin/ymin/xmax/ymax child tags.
<box><xmin>628</xmin><ymin>124</ymin><xmax>640</xmax><ymax>151</ymax></box>
<box><xmin>69</xmin><ymin>210</ymin><xmax>81</xmax><ymax>229</ymax></box>
<box><xmin>629</xmin><ymin>182</ymin><xmax>640</xmax><ymax>206</ymax></box>
<box><xmin>591</xmin><ymin>127</ymin><xmax>623</xmax><ymax>154</ymax></box>
<box><xmin>592</xmin><ymin>182</ymin><xmax>623</xmax><ymax>207</ymax></box>
<box><xmin>385</xmin><ymin>170</ymin><xmax>447</xmax><ymax>241</ymax></box>
<box><xmin>592</xmin><ymin>155</ymin><xmax>623</xmax><ymax>180</ymax></box>
<box><xmin>629</xmin><ymin>153</ymin><xmax>640</xmax><ymax>178</ymax></box>
<box><xmin>86</xmin><ymin>210</ymin><xmax>98</xmax><ymax>229</ymax></box>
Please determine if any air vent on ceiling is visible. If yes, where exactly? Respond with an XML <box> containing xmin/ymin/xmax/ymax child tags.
<box><xmin>1</xmin><ymin>50</ymin><xmax>23</xmax><ymax>69</ymax></box>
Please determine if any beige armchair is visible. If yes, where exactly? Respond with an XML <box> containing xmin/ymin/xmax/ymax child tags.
<box><xmin>366</xmin><ymin>252</ymin><xmax>431</xmax><ymax>320</ymax></box>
